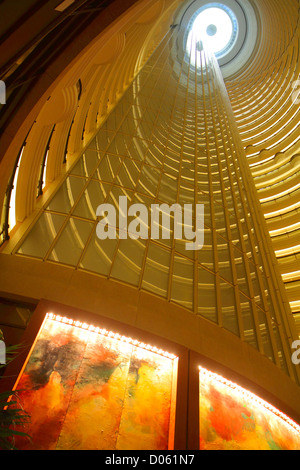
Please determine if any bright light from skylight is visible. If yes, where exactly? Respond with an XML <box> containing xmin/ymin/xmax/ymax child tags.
<box><xmin>186</xmin><ymin>5</ymin><xmax>237</xmax><ymax>65</ymax></box>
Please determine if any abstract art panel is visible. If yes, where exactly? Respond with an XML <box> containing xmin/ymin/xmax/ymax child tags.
<box><xmin>13</xmin><ymin>314</ymin><xmax>177</xmax><ymax>450</ymax></box>
<box><xmin>199</xmin><ymin>367</ymin><xmax>300</xmax><ymax>450</ymax></box>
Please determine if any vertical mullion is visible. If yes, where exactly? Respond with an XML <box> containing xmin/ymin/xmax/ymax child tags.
<box><xmin>201</xmin><ymin>48</ymin><xmax>222</xmax><ymax>327</ymax></box>
<box><xmin>106</xmin><ymin>32</ymin><xmax>177</xmax><ymax>280</ymax></box>
<box><xmin>213</xmin><ymin>73</ymin><xmax>266</xmax><ymax>353</ymax></box>
<box><xmin>193</xmin><ymin>33</ymin><xmax>199</xmax><ymax>315</ymax></box>
<box><xmin>166</xmin><ymin>28</ymin><xmax>193</xmax><ymax>303</ymax></box>
<box><xmin>214</xmin><ymin>69</ymin><xmax>282</xmax><ymax>366</ymax></box>
<box><xmin>206</xmin><ymin>65</ymin><xmax>244</xmax><ymax>340</ymax></box>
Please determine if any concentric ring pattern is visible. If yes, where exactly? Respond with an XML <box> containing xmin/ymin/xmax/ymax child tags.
<box><xmin>225</xmin><ymin>0</ymin><xmax>300</xmax><ymax>334</ymax></box>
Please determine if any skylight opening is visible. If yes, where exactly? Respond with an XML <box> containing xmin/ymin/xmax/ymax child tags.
<box><xmin>185</xmin><ymin>3</ymin><xmax>238</xmax><ymax>67</ymax></box>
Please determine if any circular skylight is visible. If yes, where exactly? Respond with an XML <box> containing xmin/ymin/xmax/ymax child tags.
<box><xmin>206</xmin><ymin>24</ymin><xmax>217</xmax><ymax>36</ymax></box>
<box><xmin>174</xmin><ymin>0</ymin><xmax>257</xmax><ymax>78</ymax></box>
<box><xmin>185</xmin><ymin>3</ymin><xmax>238</xmax><ymax>65</ymax></box>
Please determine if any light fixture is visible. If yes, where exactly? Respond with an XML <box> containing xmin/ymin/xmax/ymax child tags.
<box><xmin>199</xmin><ymin>366</ymin><xmax>300</xmax><ymax>436</ymax></box>
<box><xmin>46</xmin><ymin>313</ymin><xmax>178</xmax><ymax>360</ymax></box>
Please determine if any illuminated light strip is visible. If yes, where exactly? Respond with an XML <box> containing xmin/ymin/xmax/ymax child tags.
<box><xmin>242</xmin><ymin>110</ymin><xmax>300</xmax><ymax>146</ymax></box>
<box><xmin>249</xmin><ymin>155</ymin><xmax>274</xmax><ymax>167</ymax></box>
<box><xmin>275</xmin><ymin>245</ymin><xmax>300</xmax><ymax>257</ymax></box>
<box><xmin>239</xmin><ymin>104</ymin><xmax>296</xmax><ymax>137</ymax></box>
<box><xmin>265</xmin><ymin>121</ymin><xmax>300</xmax><ymax>149</ymax></box>
<box><xmin>290</xmin><ymin>300</ymin><xmax>300</xmax><ymax>311</ymax></box>
<box><xmin>46</xmin><ymin>313</ymin><xmax>177</xmax><ymax>360</ymax></box>
<box><xmin>269</xmin><ymin>222</ymin><xmax>300</xmax><ymax>237</ymax></box>
<box><xmin>264</xmin><ymin>201</ymin><xmax>300</xmax><ymax>219</ymax></box>
<box><xmin>246</xmin><ymin>136</ymin><xmax>300</xmax><ymax>165</ymax></box>
<box><xmin>281</xmin><ymin>271</ymin><xmax>300</xmax><ymax>282</ymax></box>
<box><xmin>280</xmin><ymin>136</ymin><xmax>300</xmax><ymax>153</ymax></box>
<box><xmin>260</xmin><ymin>182</ymin><xmax>300</xmax><ymax>203</ymax></box>
<box><xmin>8</xmin><ymin>146</ymin><xmax>25</xmax><ymax>232</ymax></box>
<box><xmin>199</xmin><ymin>366</ymin><xmax>300</xmax><ymax>435</ymax></box>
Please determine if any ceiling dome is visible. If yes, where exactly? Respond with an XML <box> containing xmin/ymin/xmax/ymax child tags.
<box><xmin>174</xmin><ymin>0</ymin><xmax>259</xmax><ymax>78</ymax></box>
<box><xmin>186</xmin><ymin>3</ymin><xmax>239</xmax><ymax>59</ymax></box>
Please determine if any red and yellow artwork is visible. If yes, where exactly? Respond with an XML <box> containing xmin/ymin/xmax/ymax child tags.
<box><xmin>199</xmin><ymin>367</ymin><xmax>300</xmax><ymax>450</ymax></box>
<box><xmin>13</xmin><ymin>314</ymin><xmax>177</xmax><ymax>450</ymax></box>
